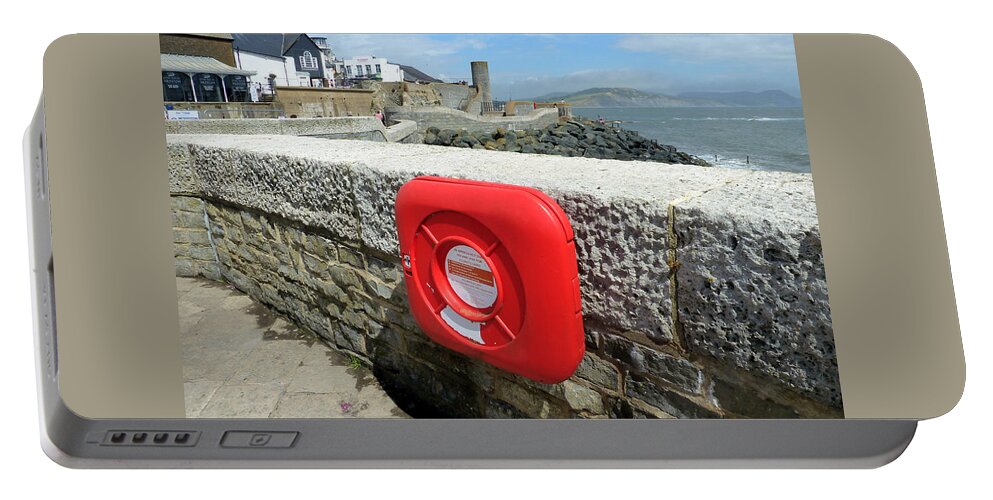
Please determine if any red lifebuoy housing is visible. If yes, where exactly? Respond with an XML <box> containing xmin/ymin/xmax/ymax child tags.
<box><xmin>395</xmin><ymin>176</ymin><xmax>584</xmax><ymax>383</ymax></box>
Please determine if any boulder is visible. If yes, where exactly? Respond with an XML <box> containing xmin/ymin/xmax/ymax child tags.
<box><xmin>437</xmin><ymin>129</ymin><xmax>456</xmax><ymax>146</ymax></box>
<box><xmin>557</xmin><ymin>135</ymin><xmax>579</xmax><ymax>149</ymax></box>
<box><xmin>473</xmin><ymin>130</ymin><xmax>492</xmax><ymax>143</ymax></box>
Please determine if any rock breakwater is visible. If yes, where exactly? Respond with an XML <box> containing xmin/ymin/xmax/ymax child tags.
<box><xmin>423</xmin><ymin>118</ymin><xmax>710</xmax><ymax>166</ymax></box>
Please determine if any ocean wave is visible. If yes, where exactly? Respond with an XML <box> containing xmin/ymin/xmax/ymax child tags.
<box><xmin>686</xmin><ymin>152</ymin><xmax>776</xmax><ymax>171</ymax></box>
<box><xmin>671</xmin><ymin>117</ymin><xmax>804</xmax><ymax>122</ymax></box>
<box><xmin>705</xmin><ymin>156</ymin><xmax>809</xmax><ymax>172</ymax></box>
<box><xmin>711</xmin><ymin>157</ymin><xmax>754</xmax><ymax>169</ymax></box>
<box><xmin>750</xmin><ymin>117</ymin><xmax>804</xmax><ymax>122</ymax></box>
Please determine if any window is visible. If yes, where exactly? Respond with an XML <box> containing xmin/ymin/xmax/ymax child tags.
<box><xmin>375</xmin><ymin>64</ymin><xmax>381</xmax><ymax>75</ymax></box>
<box><xmin>345</xmin><ymin>65</ymin><xmax>352</xmax><ymax>76</ymax></box>
<box><xmin>161</xmin><ymin>71</ymin><xmax>190</xmax><ymax>102</ymax></box>
<box><xmin>365</xmin><ymin>65</ymin><xmax>372</xmax><ymax>75</ymax></box>
<box><xmin>300</xmin><ymin>51</ymin><xmax>318</xmax><ymax>70</ymax></box>
<box><xmin>356</xmin><ymin>65</ymin><xmax>363</xmax><ymax>76</ymax></box>
<box><xmin>194</xmin><ymin>74</ymin><xmax>223</xmax><ymax>102</ymax></box>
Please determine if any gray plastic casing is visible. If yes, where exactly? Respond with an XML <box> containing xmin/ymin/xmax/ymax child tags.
<box><xmin>25</xmin><ymin>101</ymin><xmax>917</xmax><ymax>469</ymax></box>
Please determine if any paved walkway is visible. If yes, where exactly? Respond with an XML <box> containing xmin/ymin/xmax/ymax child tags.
<box><xmin>177</xmin><ymin>277</ymin><xmax>408</xmax><ymax>418</ymax></box>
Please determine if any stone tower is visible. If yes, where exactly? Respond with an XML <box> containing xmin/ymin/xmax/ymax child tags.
<box><xmin>470</xmin><ymin>61</ymin><xmax>492</xmax><ymax>112</ymax></box>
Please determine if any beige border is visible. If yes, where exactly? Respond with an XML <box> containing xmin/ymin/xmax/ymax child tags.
<box><xmin>40</xmin><ymin>34</ymin><xmax>965</xmax><ymax>419</ymax></box>
<box><xmin>796</xmin><ymin>34</ymin><xmax>965</xmax><ymax>418</ymax></box>
<box><xmin>44</xmin><ymin>34</ymin><xmax>184</xmax><ymax>418</ymax></box>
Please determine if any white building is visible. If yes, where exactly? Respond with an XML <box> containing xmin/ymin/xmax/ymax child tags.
<box><xmin>338</xmin><ymin>56</ymin><xmax>404</xmax><ymax>83</ymax></box>
<box><xmin>234</xmin><ymin>50</ymin><xmax>301</xmax><ymax>89</ymax></box>
<box><xmin>231</xmin><ymin>34</ymin><xmax>330</xmax><ymax>99</ymax></box>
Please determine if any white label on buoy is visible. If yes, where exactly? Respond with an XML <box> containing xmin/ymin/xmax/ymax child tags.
<box><xmin>445</xmin><ymin>245</ymin><xmax>497</xmax><ymax>309</ymax></box>
<box><xmin>440</xmin><ymin>306</ymin><xmax>484</xmax><ymax>344</ymax></box>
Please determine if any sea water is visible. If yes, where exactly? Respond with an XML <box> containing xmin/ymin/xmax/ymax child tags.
<box><xmin>573</xmin><ymin>106</ymin><xmax>810</xmax><ymax>173</ymax></box>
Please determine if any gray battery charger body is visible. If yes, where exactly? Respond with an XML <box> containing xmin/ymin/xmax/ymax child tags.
<box><xmin>28</xmin><ymin>33</ymin><xmax>968</xmax><ymax>468</ymax></box>
<box><xmin>25</xmin><ymin>102</ymin><xmax>917</xmax><ymax>468</ymax></box>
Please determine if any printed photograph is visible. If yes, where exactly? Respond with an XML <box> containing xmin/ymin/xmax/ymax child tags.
<box><xmin>164</xmin><ymin>33</ymin><xmax>842</xmax><ymax>419</ymax></box>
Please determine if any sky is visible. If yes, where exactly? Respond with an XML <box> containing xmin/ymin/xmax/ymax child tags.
<box><xmin>312</xmin><ymin>34</ymin><xmax>802</xmax><ymax>100</ymax></box>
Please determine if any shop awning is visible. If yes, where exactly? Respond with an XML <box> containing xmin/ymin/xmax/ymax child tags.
<box><xmin>161</xmin><ymin>53</ymin><xmax>256</xmax><ymax>76</ymax></box>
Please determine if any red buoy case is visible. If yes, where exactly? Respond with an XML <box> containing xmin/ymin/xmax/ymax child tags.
<box><xmin>395</xmin><ymin>176</ymin><xmax>584</xmax><ymax>384</ymax></box>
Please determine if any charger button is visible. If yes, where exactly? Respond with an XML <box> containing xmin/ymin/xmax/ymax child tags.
<box><xmin>220</xmin><ymin>431</ymin><xmax>298</xmax><ymax>449</ymax></box>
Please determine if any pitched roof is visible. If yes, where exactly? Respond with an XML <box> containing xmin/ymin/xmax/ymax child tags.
<box><xmin>399</xmin><ymin>64</ymin><xmax>441</xmax><ymax>83</ymax></box>
<box><xmin>283</xmin><ymin>33</ymin><xmax>304</xmax><ymax>54</ymax></box>
<box><xmin>186</xmin><ymin>33</ymin><xmax>234</xmax><ymax>40</ymax></box>
<box><xmin>161</xmin><ymin>53</ymin><xmax>256</xmax><ymax>76</ymax></box>
<box><xmin>231</xmin><ymin>33</ymin><xmax>313</xmax><ymax>58</ymax></box>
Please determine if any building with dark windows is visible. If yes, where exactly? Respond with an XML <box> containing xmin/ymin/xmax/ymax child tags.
<box><xmin>161</xmin><ymin>54</ymin><xmax>256</xmax><ymax>103</ymax></box>
<box><xmin>159</xmin><ymin>34</ymin><xmax>257</xmax><ymax>104</ymax></box>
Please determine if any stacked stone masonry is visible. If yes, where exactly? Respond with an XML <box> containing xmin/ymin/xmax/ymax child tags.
<box><xmin>384</xmin><ymin>106</ymin><xmax>559</xmax><ymax>135</ymax></box>
<box><xmin>172</xmin><ymin>196</ymin><xmax>221</xmax><ymax>281</ymax></box>
<box><xmin>167</xmin><ymin>134</ymin><xmax>843</xmax><ymax>419</ymax></box>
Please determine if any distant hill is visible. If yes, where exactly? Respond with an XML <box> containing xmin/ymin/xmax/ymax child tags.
<box><xmin>532</xmin><ymin>87</ymin><xmax>719</xmax><ymax>108</ymax></box>
<box><xmin>677</xmin><ymin>90</ymin><xmax>801</xmax><ymax>107</ymax></box>
<box><xmin>532</xmin><ymin>87</ymin><xmax>801</xmax><ymax>107</ymax></box>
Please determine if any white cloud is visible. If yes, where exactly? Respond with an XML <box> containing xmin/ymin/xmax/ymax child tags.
<box><xmin>313</xmin><ymin>34</ymin><xmax>488</xmax><ymax>72</ymax></box>
<box><xmin>458</xmin><ymin>36</ymin><xmax>490</xmax><ymax>50</ymax></box>
<box><xmin>615</xmin><ymin>34</ymin><xmax>797</xmax><ymax>62</ymax></box>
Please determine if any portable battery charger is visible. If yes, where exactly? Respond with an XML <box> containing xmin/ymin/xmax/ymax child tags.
<box><xmin>25</xmin><ymin>33</ymin><xmax>964</xmax><ymax>468</ymax></box>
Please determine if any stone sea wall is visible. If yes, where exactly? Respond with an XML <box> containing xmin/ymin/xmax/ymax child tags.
<box><xmin>384</xmin><ymin>106</ymin><xmax>559</xmax><ymax>135</ymax></box>
<box><xmin>273</xmin><ymin>86</ymin><xmax>375</xmax><ymax>119</ymax></box>
<box><xmin>430</xmin><ymin>83</ymin><xmax>475</xmax><ymax>111</ymax></box>
<box><xmin>164</xmin><ymin>116</ymin><xmax>418</xmax><ymax>143</ymax></box>
<box><xmin>359</xmin><ymin>81</ymin><xmax>476</xmax><ymax>111</ymax></box>
<box><xmin>168</xmin><ymin>134</ymin><xmax>843</xmax><ymax>418</ymax></box>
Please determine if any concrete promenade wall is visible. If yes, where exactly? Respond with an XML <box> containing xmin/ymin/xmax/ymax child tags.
<box><xmin>165</xmin><ymin>101</ymin><xmax>284</xmax><ymax>119</ymax></box>
<box><xmin>274</xmin><ymin>86</ymin><xmax>375</xmax><ymax>118</ymax></box>
<box><xmin>385</xmin><ymin>106</ymin><xmax>560</xmax><ymax>134</ymax></box>
<box><xmin>164</xmin><ymin>117</ymin><xmax>417</xmax><ymax>143</ymax></box>
<box><xmin>167</xmin><ymin>134</ymin><xmax>842</xmax><ymax>418</ymax></box>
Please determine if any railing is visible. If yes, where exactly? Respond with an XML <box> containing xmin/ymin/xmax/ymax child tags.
<box><xmin>253</xmin><ymin>83</ymin><xmax>277</xmax><ymax>102</ymax></box>
<box><xmin>480</xmin><ymin>101</ymin><xmax>504</xmax><ymax>114</ymax></box>
<box><xmin>502</xmin><ymin>101</ymin><xmax>571</xmax><ymax>117</ymax></box>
